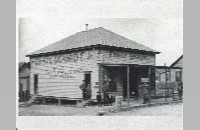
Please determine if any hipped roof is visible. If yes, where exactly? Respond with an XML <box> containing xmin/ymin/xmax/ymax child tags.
<box><xmin>27</xmin><ymin>27</ymin><xmax>160</xmax><ymax>57</ymax></box>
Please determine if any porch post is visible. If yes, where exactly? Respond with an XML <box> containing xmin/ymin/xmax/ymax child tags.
<box><xmin>180</xmin><ymin>68</ymin><xmax>183</xmax><ymax>83</ymax></box>
<box><xmin>165</xmin><ymin>68</ymin><xmax>167</xmax><ymax>102</ymax></box>
<box><xmin>169</xmin><ymin>68</ymin><xmax>171</xmax><ymax>81</ymax></box>
<box><xmin>127</xmin><ymin>65</ymin><xmax>130</xmax><ymax>107</ymax></box>
<box><xmin>99</xmin><ymin>65</ymin><xmax>101</xmax><ymax>94</ymax></box>
<box><xmin>180</xmin><ymin>68</ymin><xmax>183</xmax><ymax>98</ymax></box>
<box><xmin>99</xmin><ymin>64</ymin><xmax>103</xmax><ymax>97</ymax></box>
<box><xmin>148</xmin><ymin>67</ymin><xmax>151</xmax><ymax>106</ymax></box>
<box><xmin>169</xmin><ymin>68</ymin><xmax>171</xmax><ymax>97</ymax></box>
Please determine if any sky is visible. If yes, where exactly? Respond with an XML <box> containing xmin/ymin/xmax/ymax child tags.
<box><xmin>17</xmin><ymin>0</ymin><xmax>183</xmax><ymax>66</ymax></box>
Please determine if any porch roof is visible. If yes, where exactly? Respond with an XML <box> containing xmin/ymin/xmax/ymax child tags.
<box><xmin>98</xmin><ymin>63</ymin><xmax>183</xmax><ymax>69</ymax></box>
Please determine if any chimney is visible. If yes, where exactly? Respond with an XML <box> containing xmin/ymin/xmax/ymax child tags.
<box><xmin>85</xmin><ymin>24</ymin><xmax>88</xmax><ymax>31</ymax></box>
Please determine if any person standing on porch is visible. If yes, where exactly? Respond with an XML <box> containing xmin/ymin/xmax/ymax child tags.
<box><xmin>103</xmin><ymin>80</ymin><xmax>109</xmax><ymax>101</ymax></box>
<box><xmin>139</xmin><ymin>82</ymin><xmax>149</xmax><ymax>104</ymax></box>
<box><xmin>79</xmin><ymin>80</ymin><xmax>87</xmax><ymax>100</ymax></box>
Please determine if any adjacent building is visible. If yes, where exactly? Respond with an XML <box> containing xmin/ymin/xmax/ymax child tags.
<box><xmin>19</xmin><ymin>62</ymin><xmax>30</xmax><ymax>101</ymax></box>
<box><xmin>155</xmin><ymin>55</ymin><xmax>183</xmax><ymax>97</ymax></box>
<box><xmin>170</xmin><ymin>55</ymin><xmax>183</xmax><ymax>85</ymax></box>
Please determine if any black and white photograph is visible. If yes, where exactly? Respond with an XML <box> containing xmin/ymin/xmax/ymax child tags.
<box><xmin>16</xmin><ymin>0</ymin><xmax>183</xmax><ymax>129</ymax></box>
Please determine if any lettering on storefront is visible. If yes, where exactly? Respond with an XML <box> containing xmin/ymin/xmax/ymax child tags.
<box><xmin>45</xmin><ymin>67</ymin><xmax>83</xmax><ymax>79</ymax></box>
<box><xmin>31</xmin><ymin>51</ymin><xmax>100</xmax><ymax>66</ymax></box>
<box><xmin>108</xmin><ymin>51</ymin><xmax>152</xmax><ymax>61</ymax></box>
<box><xmin>31</xmin><ymin>50</ymin><xmax>152</xmax><ymax>66</ymax></box>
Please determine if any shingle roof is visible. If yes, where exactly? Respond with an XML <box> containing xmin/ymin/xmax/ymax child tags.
<box><xmin>19</xmin><ymin>62</ymin><xmax>30</xmax><ymax>70</ymax></box>
<box><xmin>27</xmin><ymin>27</ymin><xmax>159</xmax><ymax>56</ymax></box>
<box><xmin>19</xmin><ymin>62</ymin><xmax>30</xmax><ymax>78</ymax></box>
<box><xmin>19</xmin><ymin>62</ymin><xmax>26</xmax><ymax>69</ymax></box>
<box><xmin>170</xmin><ymin>55</ymin><xmax>183</xmax><ymax>67</ymax></box>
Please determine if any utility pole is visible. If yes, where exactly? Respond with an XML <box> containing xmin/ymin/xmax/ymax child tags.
<box><xmin>148</xmin><ymin>66</ymin><xmax>151</xmax><ymax>106</ymax></box>
<box><xmin>164</xmin><ymin>63</ymin><xmax>167</xmax><ymax>102</ymax></box>
<box><xmin>127</xmin><ymin>65</ymin><xmax>130</xmax><ymax>107</ymax></box>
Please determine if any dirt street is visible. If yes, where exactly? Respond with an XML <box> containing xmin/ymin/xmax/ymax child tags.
<box><xmin>19</xmin><ymin>103</ymin><xmax>182</xmax><ymax>116</ymax></box>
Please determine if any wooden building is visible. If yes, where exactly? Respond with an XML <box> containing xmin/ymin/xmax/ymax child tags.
<box><xmin>155</xmin><ymin>55</ymin><xmax>183</xmax><ymax>83</ymax></box>
<box><xmin>155</xmin><ymin>55</ymin><xmax>183</xmax><ymax>97</ymax></box>
<box><xmin>19</xmin><ymin>62</ymin><xmax>30</xmax><ymax>101</ymax></box>
<box><xmin>170</xmin><ymin>55</ymin><xmax>183</xmax><ymax>83</ymax></box>
<box><xmin>26</xmin><ymin>27</ymin><xmax>162</xmax><ymax>101</ymax></box>
<box><xmin>170</xmin><ymin>55</ymin><xmax>183</xmax><ymax>68</ymax></box>
<box><xmin>170</xmin><ymin>55</ymin><xmax>183</xmax><ymax>89</ymax></box>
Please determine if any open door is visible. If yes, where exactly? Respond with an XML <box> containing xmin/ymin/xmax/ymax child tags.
<box><xmin>34</xmin><ymin>74</ymin><xmax>38</xmax><ymax>94</ymax></box>
<box><xmin>84</xmin><ymin>72</ymin><xmax>91</xmax><ymax>99</ymax></box>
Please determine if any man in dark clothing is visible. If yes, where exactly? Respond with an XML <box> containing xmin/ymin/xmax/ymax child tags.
<box><xmin>178</xmin><ymin>83</ymin><xmax>183</xmax><ymax>100</ymax></box>
<box><xmin>96</xmin><ymin>91</ymin><xmax>102</xmax><ymax>107</ymax></box>
<box><xmin>79</xmin><ymin>80</ymin><xmax>87</xmax><ymax>100</ymax></box>
<box><xmin>139</xmin><ymin>83</ymin><xmax>149</xmax><ymax>104</ymax></box>
<box><xmin>105</xmin><ymin>92</ymin><xmax>112</xmax><ymax>106</ymax></box>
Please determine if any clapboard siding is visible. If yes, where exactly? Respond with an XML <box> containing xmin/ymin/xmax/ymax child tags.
<box><xmin>30</xmin><ymin>49</ymin><xmax>100</xmax><ymax>99</ymax></box>
<box><xmin>30</xmin><ymin>48</ymin><xmax>156</xmax><ymax>99</ymax></box>
<box><xmin>101</xmin><ymin>50</ymin><xmax>155</xmax><ymax>65</ymax></box>
<box><xmin>19</xmin><ymin>67</ymin><xmax>30</xmax><ymax>78</ymax></box>
<box><xmin>173</xmin><ymin>57</ymin><xmax>183</xmax><ymax>68</ymax></box>
<box><xmin>40</xmin><ymin>89</ymin><xmax>81</xmax><ymax>96</ymax></box>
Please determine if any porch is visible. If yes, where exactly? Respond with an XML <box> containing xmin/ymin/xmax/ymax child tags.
<box><xmin>98</xmin><ymin>63</ymin><xmax>183</xmax><ymax>106</ymax></box>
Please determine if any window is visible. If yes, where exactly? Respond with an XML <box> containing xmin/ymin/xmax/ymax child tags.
<box><xmin>166</xmin><ymin>73</ymin><xmax>169</xmax><ymax>81</ymax></box>
<box><xmin>156</xmin><ymin>74</ymin><xmax>161</xmax><ymax>82</ymax></box>
<box><xmin>19</xmin><ymin>83</ymin><xmax>23</xmax><ymax>92</ymax></box>
<box><xmin>34</xmin><ymin>74</ymin><xmax>38</xmax><ymax>94</ymax></box>
<box><xmin>176</xmin><ymin>71</ymin><xmax>181</xmax><ymax>82</ymax></box>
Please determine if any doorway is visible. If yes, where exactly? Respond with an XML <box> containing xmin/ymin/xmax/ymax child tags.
<box><xmin>34</xmin><ymin>74</ymin><xmax>38</xmax><ymax>94</ymax></box>
<box><xmin>84</xmin><ymin>72</ymin><xmax>91</xmax><ymax>99</ymax></box>
<box><xmin>102</xmin><ymin>66</ymin><xmax>127</xmax><ymax>96</ymax></box>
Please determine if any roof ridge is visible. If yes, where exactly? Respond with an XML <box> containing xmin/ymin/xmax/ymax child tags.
<box><xmin>27</xmin><ymin>27</ymin><xmax>159</xmax><ymax>56</ymax></box>
<box><xmin>101</xmin><ymin>28</ymin><xmax>158</xmax><ymax>52</ymax></box>
<box><xmin>76</xmin><ymin>27</ymin><xmax>104</xmax><ymax>34</ymax></box>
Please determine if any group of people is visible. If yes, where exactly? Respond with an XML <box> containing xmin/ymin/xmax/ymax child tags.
<box><xmin>79</xmin><ymin>80</ymin><xmax>183</xmax><ymax>106</ymax></box>
<box><xmin>79</xmin><ymin>80</ymin><xmax>113</xmax><ymax>106</ymax></box>
<box><xmin>96</xmin><ymin>91</ymin><xmax>113</xmax><ymax>106</ymax></box>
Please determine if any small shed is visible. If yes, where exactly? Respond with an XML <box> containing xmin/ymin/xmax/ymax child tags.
<box><xmin>155</xmin><ymin>55</ymin><xmax>183</xmax><ymax>97</ymax></box>
<box><xmin>170</xmin><ymin>55</ymin><xmax>183</xmax><ymax>68</ymax></box>
<box><xmin>19</xmin><ymin>62</ymin><xmax>30</xmax><ymax>101</ymax></box>
<box><xmin>170</xmin><ymin>55</ymin><xmax>183</xmax><ymax>83</ymax></box>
